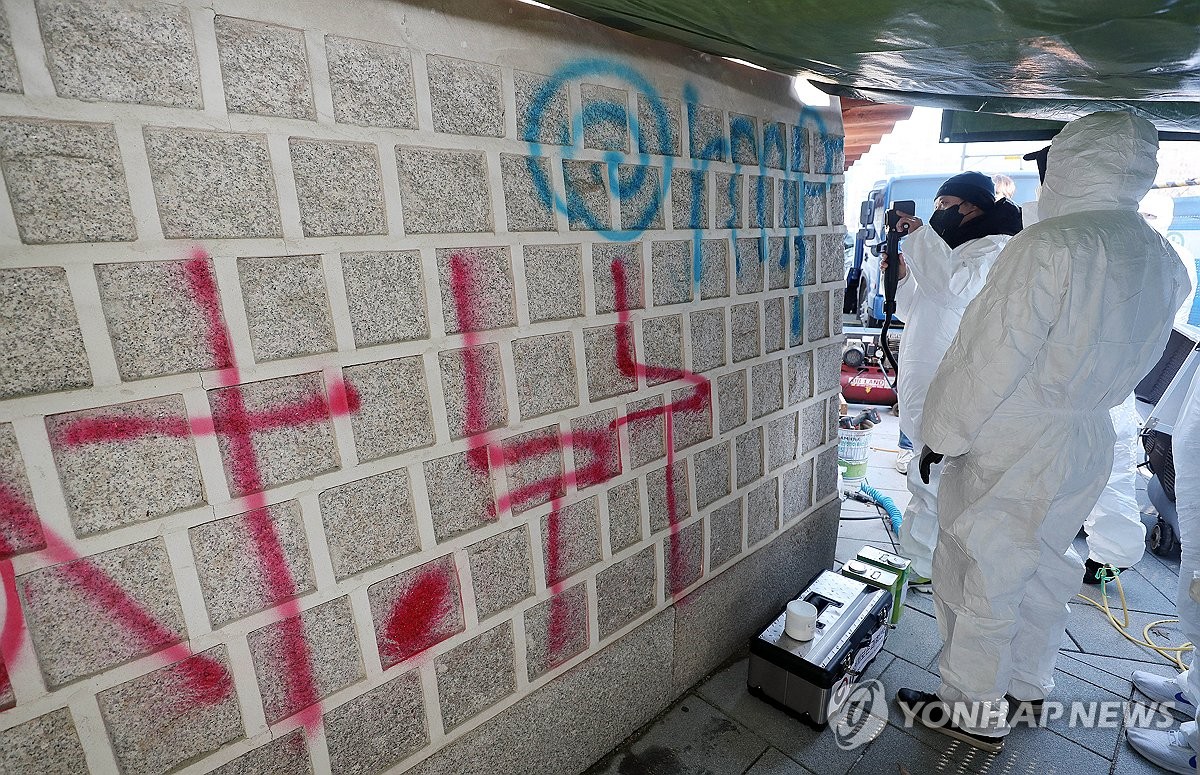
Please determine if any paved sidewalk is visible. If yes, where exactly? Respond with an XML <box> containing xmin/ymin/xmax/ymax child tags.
<box><xmin>588</xmin><ymin>405</ymin><xmax>1187</xmax><ymax>775</ymax></box>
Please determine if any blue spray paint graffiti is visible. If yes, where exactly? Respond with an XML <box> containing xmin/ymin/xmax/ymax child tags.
<box><xmin>790</xmin><ymin>295</ymin><xmax>803</xmax><ymax>347</ymax></box>
<box><xmin>729</xmin><ymin>115</ymin><xmax>757</xmax><ymax>166</ymax></box>
<box><xmin>763</xmin><ymin>123</ymin><xmax>785</xmax><ymax>170</ymax></box>
<box><xmin>674</xmin><ymin>84</ymin><xmax>838</xmax><ymax>315</ymax></box>
<box><xmin>582</xmin><ymin>99</ymin><xmax>629</xmax><ymax>152</ymax></box>
<box><xmin>685</xmin><ymin>166</ymin><xmax>706</xmax><ymax>286</ymax></box>
<box><xmin>524</xmin><ymin>59</ymin><xmax>674</xmax><ymax>242</ymax></box>
<box><xmin>786</xmin><ymin>105</ymin><xmax>840</xmax><ymax>340</ymax></box>
<box><xmin>520</xmin><ymin>58</ymin><xmax>842</xmax><ymax>342</ymax></box>
<box><xmin>727</xmin><ymin>115</ymin><xmax>752</xmax><ymax>273</ymax></box>
<box><xmin>730</xmin><ymin>115</ymin><xmax>768</xmax><ymax>269</ymax></box>
<box><xmin>682</xmin><ymin>83</ymin><xmax>731</xmax><ymax>293</ymax></box>
<box><xmin>794</xmin><ymin>234</ymin><xmax>808</xmax><ymax>290</ymax></box>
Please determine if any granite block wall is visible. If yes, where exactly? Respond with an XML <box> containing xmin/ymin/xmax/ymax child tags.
<box><xmin>0</xmin><ymin>0</ymin><xmax>844</xmax><ymax>772</ymax></box>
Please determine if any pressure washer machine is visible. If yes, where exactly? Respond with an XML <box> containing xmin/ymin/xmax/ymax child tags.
<box><xmin>747</xmin><ymin>570</ymin><xmax>892</xmax><ymax>725</ymax></box>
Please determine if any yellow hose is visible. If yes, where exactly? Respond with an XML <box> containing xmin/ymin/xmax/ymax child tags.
<box><xmin>1074</xmin><ymin>565</ymin><xmax>1193</xmax><ymax>671</ymax></box>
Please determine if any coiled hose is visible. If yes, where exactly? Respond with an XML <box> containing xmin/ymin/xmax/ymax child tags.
<box><xmin>859</xmin><ymin>482</ymin><xmax>903</xmax><ymax>534</ymax></box>
<box><xmin>1075</xmin><ymin>566</ymin><xmax>1193</xmax><ymax>670</ymax></box>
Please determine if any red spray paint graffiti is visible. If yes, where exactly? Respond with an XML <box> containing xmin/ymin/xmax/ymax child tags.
<box><xmin>378</xmin><ymin>563</ymin><xmax>459</xmax><ymax>667</ymax></box>
<box><xmin>2</xmin><ymin>243</ymin><xmax>713</xmax><ymax>716</ymax></box>
<box><xmin>0</xmin><ymin>482</ymin><xmax>44</xmax><ymax>561</ymax></box>
<box><xmin>544</xmin><ymin>495</ymin><xmax>571</xmax><ymax>663</ymax></box>
<box><xmin>495</xmin><ymin>428</ymin><xmax>617</xmax><ymax>515</ymax></box>
<box><xmin>0</xmin><ymin>463</ymin><xmax>47</xmax><ymax>701</ymax></box>
<box><xmin>0</xmin><ymin>248</ymin><xmax>359</xmax><ymax>728</ymax></box>
<box><xmin>377</xmin><ymin>254</ymin><xmax>503</xmax><ymax>669</ymax></box>
<box><xmin>0</xmin><ymin>480</ymin><xmax>31</xmax><ymax>704</ymax></box>
<box><xmin>0</xmin><ymin>499</ymin><xmax>233</xmax><ymax>708</ymax></box>
<box><xmin>0</xmin><ymin>556</ymin><xmax>21</xmax><ymax>704</ymax></box>
<box><xmin>608</xmin><ymin>259</ymin><xmax>710</xmax><ymax>595</ymax></box>
<box><xmin>378</xmin><ymin>251</ymin><xmax>710</xmax><ymax>674</ymax></box>
<box><xmin>452</xmin><ymin>252</ymin><xmax>594</xmax><ymax>666</ymax></box>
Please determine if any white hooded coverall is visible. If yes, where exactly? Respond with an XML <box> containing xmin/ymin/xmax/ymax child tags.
<box><xmin>1141</xmin><ymin>189</ymin><xmax>1199</xmax><ymax>330</ymax></box>
<box><xmin>1173</xmin><ymin>366</ymin><xmax>1200</xmax><ymax>756</ymax></box>
<box><xmin>1082</xmin><ymin>392</ymin><xmax>1145</xmax><ymax>568</ymax></box>
<box><xmin>921</xmin><ymin>112</ymin><xmax>1189</xmax><ymax>731</ymax></box>
<box><xmin>1027</xmin><ymin>204</ymin><xmax>1148</xmax><ymax>570</ymax></box>
<box><xmin>895</xmin><ymin>226</ymin><xmax>1012</xmax><ymax>579</ymax></box>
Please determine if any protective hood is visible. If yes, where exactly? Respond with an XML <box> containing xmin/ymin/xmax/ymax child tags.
<box><xmin>1038</xmin><ymin>111</ymin><xmax>1160</xmax><ymax>220</ymax></box>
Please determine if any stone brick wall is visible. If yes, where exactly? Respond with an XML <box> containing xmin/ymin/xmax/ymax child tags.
<box><xmin>0</xmin><ymin>0</ymin><xmax>845</xmax><ymax>772</ymax></box>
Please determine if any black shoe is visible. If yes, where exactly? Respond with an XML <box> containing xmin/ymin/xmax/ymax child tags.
<box><xmin>1004</xmin><ymin>694</ymin><xmax>1045</xmax><ymax>722</ymax></box>
<box><xmin>895</xmin><ymin>688</ymin><xmax>1006</xmax><ymax>753</ymax></box>
<box><xmin>1083</xmin><ymin>558</ymin><xmax>1127</xmax><ymax>585</ymax></box>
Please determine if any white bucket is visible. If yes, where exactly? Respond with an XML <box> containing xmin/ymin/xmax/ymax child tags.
<box><xmin>837</xmin><ymin>426</ymin><xmax>873</xmax><ymax>487</ymax></box>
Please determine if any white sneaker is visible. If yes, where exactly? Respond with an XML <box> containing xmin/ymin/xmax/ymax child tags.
<box><xmin>1126</xmin><ymin>727</ymin><xmax>1197</xmax><ymax>774</ymax></box>
<box><xmin>1133</xmin><ymin>670</ymin><xmax>1195</xmax><ymax>712</ymax></box>
<box><xmin>895</xmin><ymin>449</ymin><xmax>915</xmax><ymax>474</ymax></box>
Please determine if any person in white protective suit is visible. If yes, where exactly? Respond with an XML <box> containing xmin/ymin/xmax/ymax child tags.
<box><xmin>1127</xmin><ymin>367</ymin><xmax>1200</xmax><ymax>773</ymax></box>
<box><xmin>1123</xmin><ymin>192</ymin><xmax>1200</xmax><ymax>774</ymax></box>
<box><xmin>895</xmin><ymin>111</ymin><xmax>1189</xmax><ymax>752</ymax></box>
<box><xmin>1023</xmin><ymin>190</ymin><xmax>1185</xmax><ymax>582</ymax></box>
<box><xmin>1140</xmin><ymin>189</ymin><xmax>1198</xmax><ymax>330</ymax></box>
<box><xmin>888</xmin><ymin>172</ymin><xmax>1024</xmax><ymax>582</ymax></box>
<box><xmin>1081</xmin><ymin>393</ymin><xmax>1145</xmax><ymax>580</ymax></box>
<box><xmin>1081</xmin><ymin>191</ymin><xmax>1197</xmax><ymax>582</ymax></box>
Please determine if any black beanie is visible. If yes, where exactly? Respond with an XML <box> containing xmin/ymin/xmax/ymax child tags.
<box><xmin>936</xmin><ymin>171</ymin><xmax>996</xmax><ymax>211</ymax></box>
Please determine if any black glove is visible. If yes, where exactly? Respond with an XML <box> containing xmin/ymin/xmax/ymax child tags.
<box><xmin>919</xmin><ymin>446</ymin><xmax>944</xmax><ymax>485</ymax></box>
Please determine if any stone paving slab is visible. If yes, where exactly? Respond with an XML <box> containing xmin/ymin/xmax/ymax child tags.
<box><xmin>870</xmin><ymin>642</ymin><xmax>1123</xmax><ymax>771</ymax></box>
<box><xmin>882</xmin><ymin>606</ymin><xmax>942</xmax><ymax>671</ymax></box>
<box><xmin>861</xmin><ymin>464</ymin><xmax>908</xmax><ymax>494</ymax></box>
<box><xmin>1038</xmin><ymin>668</ymin><xmax>1127</xmax><ymax>759</ymax></box>
<box><xmin>1114</xmin><ymin>730</ymin><xmax>1180</xmax><ymax>775</ymax></box>
<box><xmin>847</xmin><ymin>716</ymin><xmax>1115</xmax><ymax>775</ymax></box>
<box><xmin>1077</xmin><ymin>576</ymin><xmax>1175</xmax><ymax>618</ymax></box>
<box><xmin>838</xmin><ymin>497</ymin><xmax>884</xmax><ymax>515</ymax></box>
<box><xmin>588</xmin><ymin>695</ymin><xmax>768</xmax><ymax>775</ymax></box>
<box><xmin>744</xmin><ymin>748</ymin><xmax>817</xmax><ymax>774</ymax></box>
<box><xmin>1067</xmin><ymin>604</ymin><xmax>1185</xmax><ymax>664</ymax></box>
<box><xmin>1127</xmin><ymin>551</ymin><xmax>1183</xmax><ymax>601</ymax></box>
<box><xmin>836</xmin><ymin>514</ymin><xmax>896</xmax><ymax>542</ymax></box>
<box><xmin>1056</xmin><ymin>650</ymin><xmax>1151</xmax><ymax>698</ymax></box>
<box><xmin>904</xmin><ymin>588</ymin><xmax>937</xmax><ymax>616</ymax></box>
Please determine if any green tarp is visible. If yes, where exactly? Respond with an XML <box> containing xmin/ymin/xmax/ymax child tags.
<box><xmin>939</xmin><ymin>110</ymin><xmax>1200</xmax><ymax>142</ymax></box>
<box><xmin>535</xmin><ymin>0</ymin><xmax>1200</xmax><ymax>131</ymax></box>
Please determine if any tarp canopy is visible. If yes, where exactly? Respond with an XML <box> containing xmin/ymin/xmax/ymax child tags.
<box><xmin>533</xmin><ymin>0</ymin><xmax>1200</xmax><ymax>132</ymax></box>
<box><xmin>939</xmin><ymin>109</ymin><xmax>1200</xmax><ymax>143</ymax></box>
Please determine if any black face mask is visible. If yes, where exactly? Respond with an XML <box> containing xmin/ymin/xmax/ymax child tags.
<box><xmin>929</xmin><ymin>207</ymin><xmax>964</xmax><ymax>237</ymax></box>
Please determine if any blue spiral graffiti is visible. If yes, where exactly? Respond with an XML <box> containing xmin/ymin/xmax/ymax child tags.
<box><xmin>582</xmin><ymin>99</ymin><xmax>629</xmax><ymax>152</ymax></box>
<box><xmin>524</xmin><ymin>59</ymin><xmax>675</xmax><ymax>242</ymax></box>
